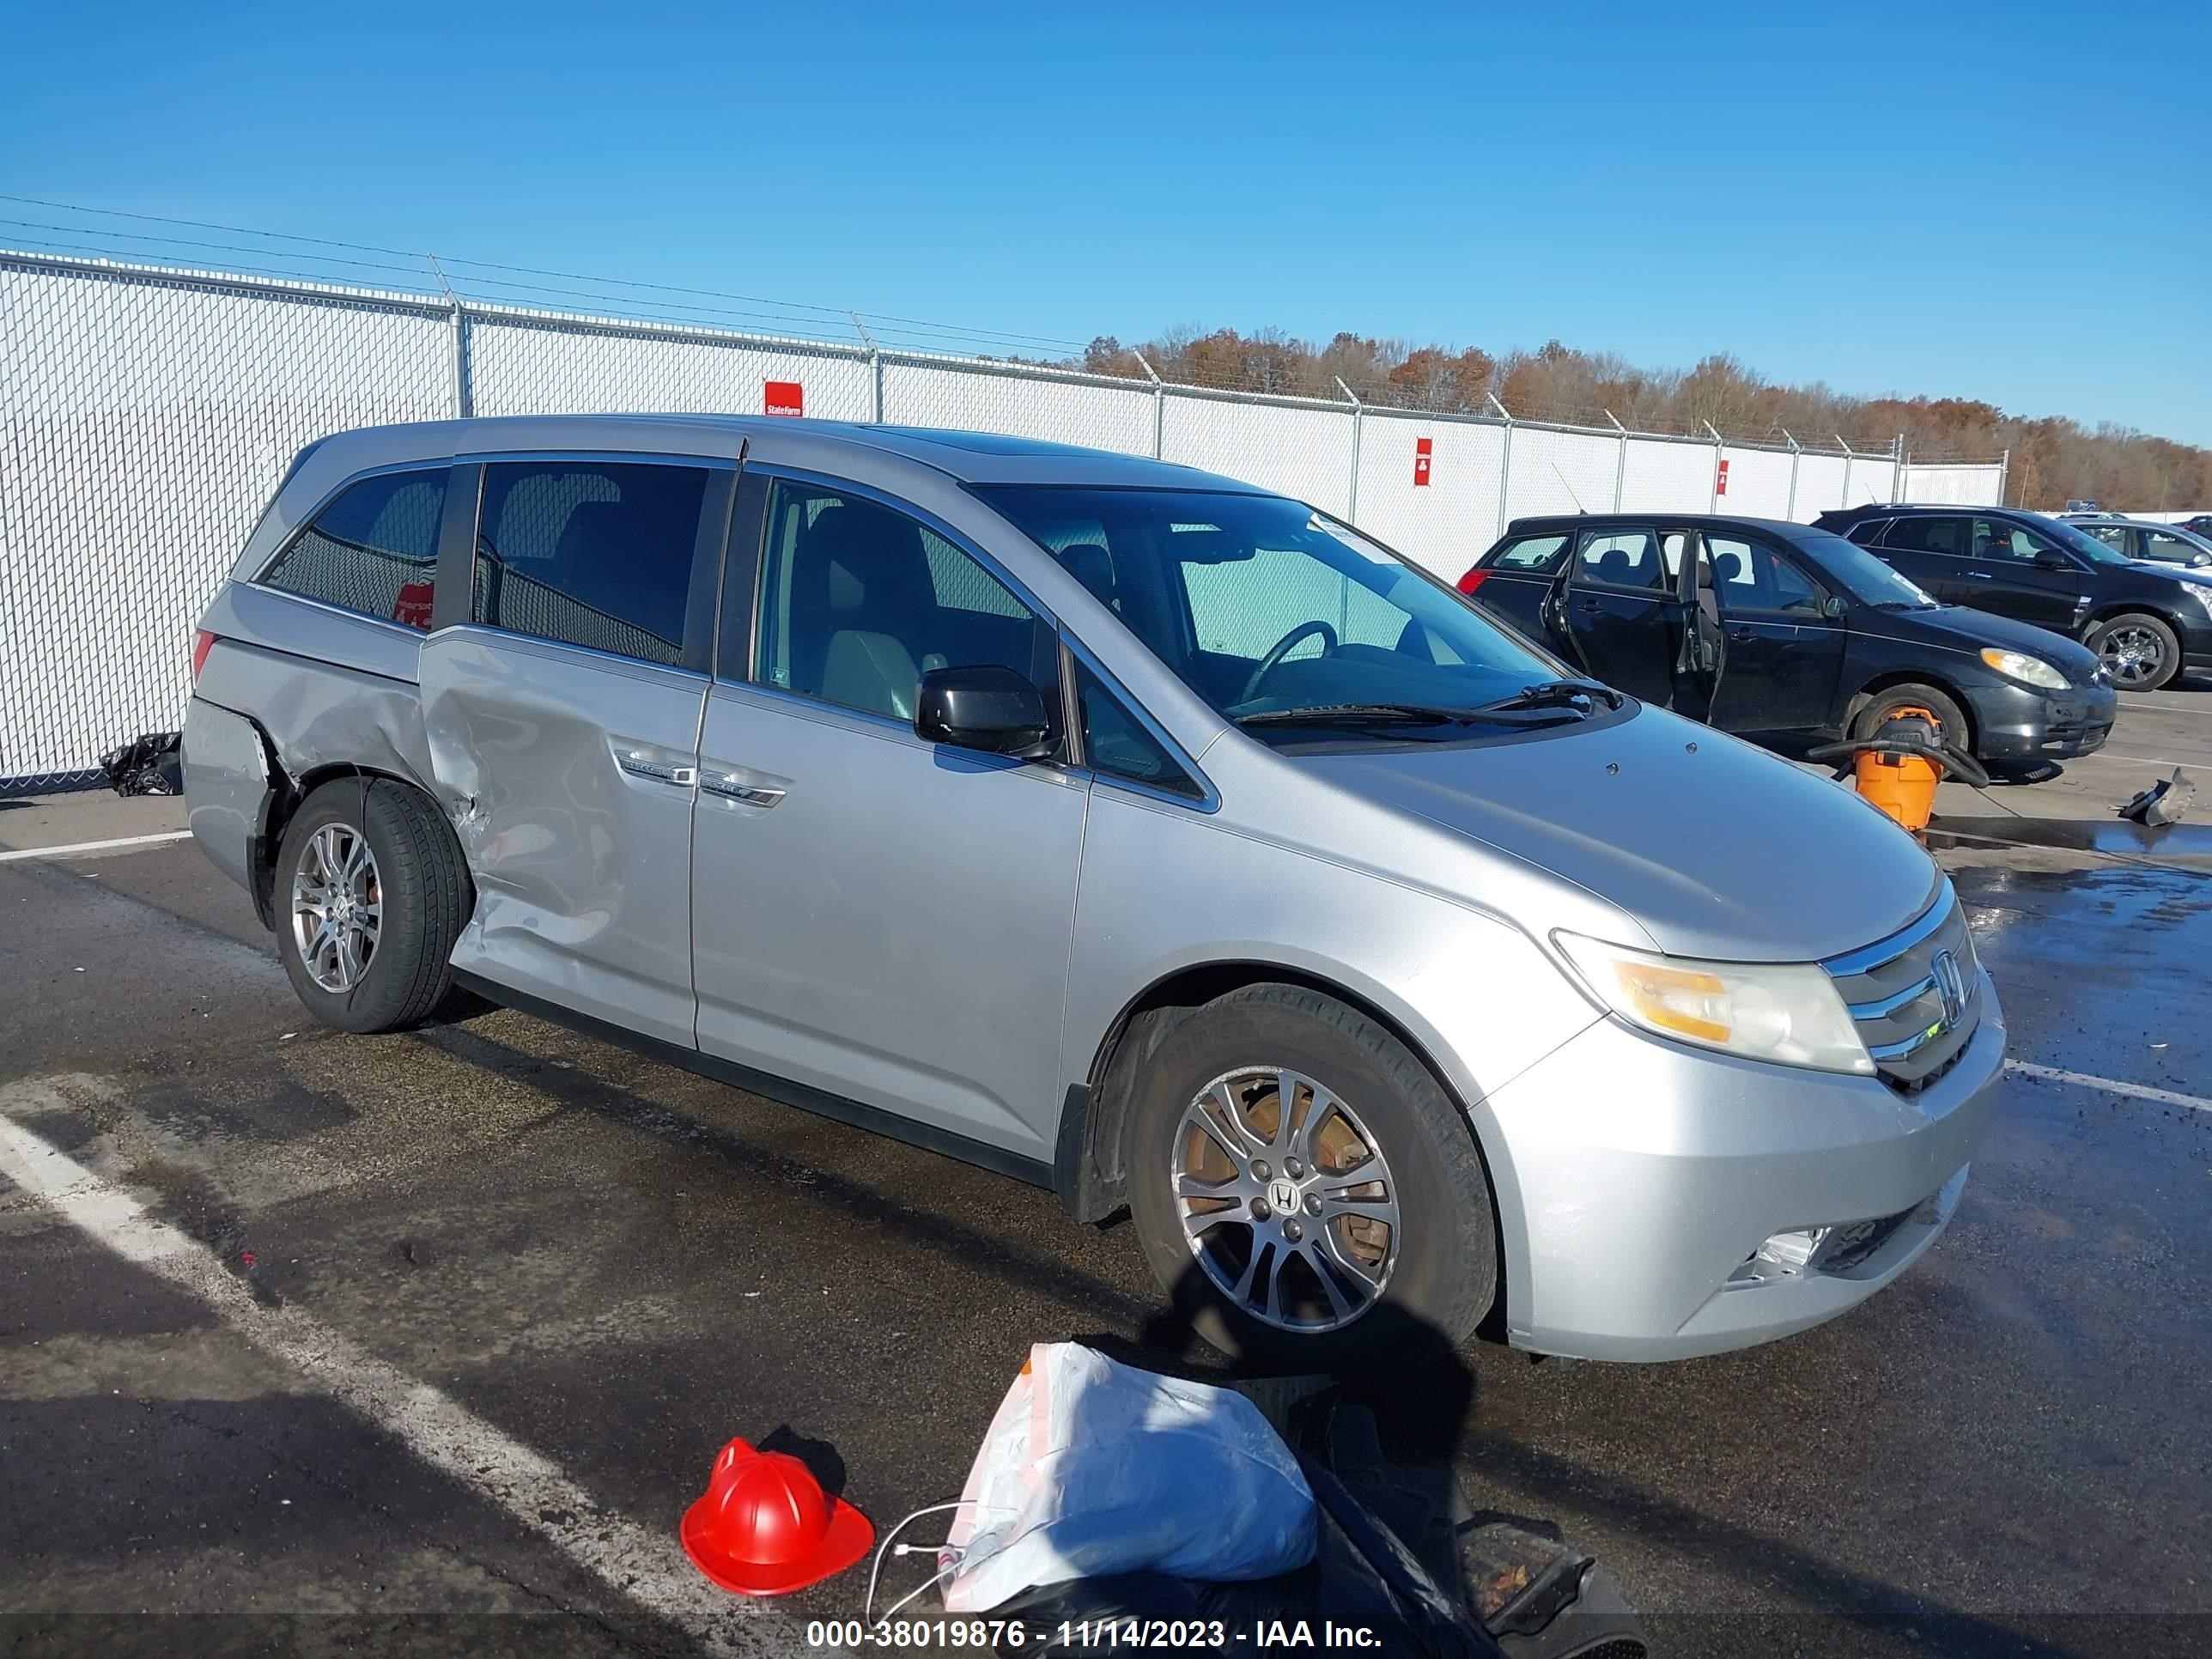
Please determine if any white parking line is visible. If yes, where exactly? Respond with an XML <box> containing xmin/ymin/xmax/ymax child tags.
<box><xmin>2094</xmin><ymin>752</ymin><xmax>2207</xmax><ymax>768</ymax></box>
<box><xmin>2006</xmin><ymin>1060</ymin><xmax>2212</xmax><ymax>1115</ymax></box>
<box><xmin>0</xmin><ymin>1097</ymin><xmax>800</xmax><ymax>1657</ymax></box>
<box><xmin>0</xmin><ymin>830</ymin><xmax>193</xmax><ymax>863</ymax></box>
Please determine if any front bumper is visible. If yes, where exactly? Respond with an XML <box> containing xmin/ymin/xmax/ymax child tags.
<box><xmin>1478</xmin><ymin>972</ymin><xmax>2006</xmax><ymax>1360</ymax></box>
<box><xmin>1963</xmin><ymin>679</ymin><xmax>2117</xmax><ymax>761</ymax></box>
<box><xmin>2177</xmin><ymin>611</ymin><xmax>2212</xmax><ymax>675</ymax></box>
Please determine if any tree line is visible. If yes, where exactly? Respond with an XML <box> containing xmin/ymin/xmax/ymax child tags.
<box><xmin>1060</xmin><ymin>328</ymin><xmax>2208</xmax><ymax>512</ymax></box>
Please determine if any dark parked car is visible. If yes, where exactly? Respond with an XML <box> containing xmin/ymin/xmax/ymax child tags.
<box><xmin>1459</xmin><ymin>514</ymin><xmax>2116</xmax><ymax>763</ymax></box>
<box><xmin>2068</xmin><ymin>517</ymin><xmax>2212</xmax><ymax>569</ymax></box>
<box><xmin>1816</xmin><ymin>504</ymin><xmax>2212</xmax><ymax>690</ymax></box>
<box><xmin>2179</xmin><ymin>514</ymin><xmax>2212</xmax><ymax>539</ymax></box>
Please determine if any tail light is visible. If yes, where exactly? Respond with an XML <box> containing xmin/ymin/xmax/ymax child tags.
<box><xmin>1456</xmin><ymin>568</ymin><xmax>1491</xmax><ymax>596</ymax></box>
<box><xmin>191</xmin><ymin>629</ymin><xmax>216</xmax><ymax>682</ymax></box>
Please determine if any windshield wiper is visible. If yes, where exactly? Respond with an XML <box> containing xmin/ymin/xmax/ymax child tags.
<box><xmin>1247</xmin><ymin>703</ymin><xmax>1592</xmax><ymax>734</ymax></box>
<box><xmin>1236</xmin><ymin>702</ymin><xmax>1480</xmax><ymax>727</ymax></box>
<box><xmin>1235</xmin><ymin>701</ymin><xmax>1584</xmax><ymax>731</ymax></box>
<box><xmin>1474</xmin><ymin>678</ymin><xmax>1624</xmax><ymax>714</ymax></box>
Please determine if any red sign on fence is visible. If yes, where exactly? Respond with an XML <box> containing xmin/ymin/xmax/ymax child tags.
<box><xmin>1413</xmin><ymin>437</ymin><xmax>1433</xmax><ymax>487</ymax></box>
<box><xmin>392</xmin><ymin>580</ymin><xmax>434</xmax><ymax>630</ymax></box>
<box><xmin>764</xmin><ymin>380</ymin><xmax>804</xmax><ymax>417</ymax></box>
<box><xmin>1715</xmin><ymin>457</ymin><xmax>1730</xmax><ymax>496</ymax></box>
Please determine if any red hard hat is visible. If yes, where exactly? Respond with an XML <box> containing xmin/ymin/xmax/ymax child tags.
<box><xmin>680</xmin><ymin>1437</ymin><xmax>874</xmax><ymax>1596</ymax></box>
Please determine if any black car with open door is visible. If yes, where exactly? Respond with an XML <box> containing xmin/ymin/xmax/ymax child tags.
<box><xmin>1816</xmin><ymin>503</ymin><xmax>2212</xmax><ymax>691</ymax></box>
<box><xmin>1457</xmin><ymin>513</ymin><xmax>2118</xmax><ymax>764</ymax></box>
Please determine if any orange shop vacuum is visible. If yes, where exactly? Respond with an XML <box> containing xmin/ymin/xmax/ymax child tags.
<box><xmin>1806</xmin><ymin>708</ymin><xmax>1989</xmax><ymax>834</ymax></box>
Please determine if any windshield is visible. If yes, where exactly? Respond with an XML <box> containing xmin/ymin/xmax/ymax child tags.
<box><xmin>1798</xmin><ymin>531</ymin><xmax>1938</xmax><ymax>607</ymax></box>
<box><xmin>2039</xmin><ymin>517</ymin><xmax>2133</xmax><ymax>566</ymax></box>
<box><xmin>978</xmin><ymin>487</ymin><xmax>1573</xmax><ymax>732</ymax></box>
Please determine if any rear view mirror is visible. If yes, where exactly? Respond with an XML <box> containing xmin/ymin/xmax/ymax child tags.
<box><xmin>1822</xmin><ymin>594</ymin><xmax>1849</xmax><ymax>619</ymax></box>
<box><xmin>915</xmin><ymin>665</ymin><xmax>1054</xmax><ymax>759</ymax></box>
<box><xmin>2034</xmin><ymin>550</ymin><xmax>2072</xmax><ymax>572</ymax></box>
<box><xmin>1168</xmin><ymin>528</ymin><xmax>1255</xmax><ymax>565</ymax></box>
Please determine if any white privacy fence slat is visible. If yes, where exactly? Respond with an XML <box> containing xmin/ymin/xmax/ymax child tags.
<box><xmin>469</xmin><ymin>314</ymin><xmax>878</xmax><ymax>422</ymax></box>
<box><xmin>880</xmin><ymin>357</ymin><xmax>1157</xmax><ymax>455</ymax></box>
<box><xmin>1</xmin><ymin>262</ymin><xmax>451</xmax><ymax>786</ymax></box>
<box><xmin>0</xmin><ymin>251</ymin><xmax>2006</xmax><ymax>788</ymax></box>
<box><xmin>1159</xmin><ymin>392</ymin><xmax>1359</xmax><ymax>520</ymax></box>
<box><xmin>1352</xmin><ymin>410</ymin><xmax>1507</xmax><ymax>580</ymax></box>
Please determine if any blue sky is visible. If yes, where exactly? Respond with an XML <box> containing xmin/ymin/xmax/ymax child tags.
<box><xmin>6</xmin><ymin>1</ymin><xmax>2208</xmax><ymax>441</ymax></box>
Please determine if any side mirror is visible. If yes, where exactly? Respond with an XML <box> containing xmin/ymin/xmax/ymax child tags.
<box><xmin>914</xmin><ymin>665</ymin><xmax>1054</xmax><ymax>759</ymax></box>
<box><xmin>2033</xmin><ymin>549</ymin><xmax>2072</xmax><ymax>572</ymax></box>
<box><xmin>1822</xmin><ymin>593</ymin><xmax>1850</xmax><ymax>619</ymax></box>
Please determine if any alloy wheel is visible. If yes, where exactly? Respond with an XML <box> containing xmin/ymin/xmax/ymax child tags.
<box><xmin>291</xmin><ymin>823</ymin><xmax>381</xmax><ymax>993</ymax></box>
<box><xmin>1172</xmin><ymin>1066</ymin><xmax>1400</xmax><ymax>1332</ymax></box>
<box><xmin>2099</xmin><ymin>625</ymin><xmax>2166</xmax><ymax>688</ymax></box>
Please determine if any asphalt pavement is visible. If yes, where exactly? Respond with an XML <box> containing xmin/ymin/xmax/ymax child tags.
<box><xmin>3</xmin><ymin>685</ymin><xmax>2210</xmax><ymax>1657</ymax></box>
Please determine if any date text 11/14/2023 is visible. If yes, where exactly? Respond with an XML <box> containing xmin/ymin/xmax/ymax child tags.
<box><xmin>805</xmin><ymin>1618</ymin><xmax>1384</xmax><ymax>1649</ymax></box>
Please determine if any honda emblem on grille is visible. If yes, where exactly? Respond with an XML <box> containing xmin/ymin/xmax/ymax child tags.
<box><xmin>1931</xmin><ymin>949</ymin><xmax>1966</xmax><ymax>1028</ymax></box>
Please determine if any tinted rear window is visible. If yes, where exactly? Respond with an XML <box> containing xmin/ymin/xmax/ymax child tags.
<box><xmin>261</xmin><ymin>468</ymin><xmax>447</xmax><ymax>629</ymax></box>
<box><xmin>474</xmin><ymin>461</ymin><xmax>708</xmax><ymax>665</ymax></box>
<box><xmin>1574</xmin><ymin>530</ymin><xmax>1666</xmax><ymax>590</ymax></box>
<box><xmin>1883</xmin><ymin>516</ymin><xmax>1971</xmax><ymax>556</ymax></box>
<box><xmin>1486</xmin><ymin>532</ymin><xmax>1571</xmax><ymax>573</ymax></box>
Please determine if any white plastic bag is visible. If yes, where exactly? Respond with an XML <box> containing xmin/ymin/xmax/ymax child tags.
<box><xmin>941</xmin><ymin>1342</ymin><xmax>1316</xmax><ymax>1613</ymax></box>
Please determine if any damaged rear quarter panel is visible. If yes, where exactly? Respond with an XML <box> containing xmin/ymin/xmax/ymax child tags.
<box><xmin>195</xmin><ymin>582</ymin><xmax>440</xmax><ymax>807</ymax></box>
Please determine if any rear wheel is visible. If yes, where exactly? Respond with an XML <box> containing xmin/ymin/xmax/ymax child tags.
<box><xmin>1852</xmin><ymin>683</ymin><xmax>1972</xmax><ymax>755</ymax></box>
<box><xmin>1127</xmin><ymin>983</ymin><xmax>1496</xmax><ymax>1368</ymax></box>
<box><xmin>2088</xmin><ymin>612</ymin><xmax>2179</xmax><ymax>691</ymax></box>
<box><xmin>275</xmin><ymin>779</ymin><xmax>470</xmax><ymax>1034</ymax></box>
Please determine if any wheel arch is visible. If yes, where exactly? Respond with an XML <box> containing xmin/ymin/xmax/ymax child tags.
<box><xmin>252</xmin><ymin>758</ymin><xmax>458</xmax><ymax>931</ymax></box>
<box><xmin>1064</xmin><ymin>957</ymin><xmax>1514</xmax><ymax>1338</ymax></box>
<box><xmin>2082</xmin><ymin>599</ymin><xmax>2188</xmax><ymax>636</ymax></box>
<box><xmin>1844</xmin><ymin>669</ymin><xmax>1980</xmax><ymax>753</ymax></box>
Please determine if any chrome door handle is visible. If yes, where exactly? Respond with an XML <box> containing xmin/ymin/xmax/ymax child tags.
<box><xmin>1967</xmin><ymin>571</ymin><xmax>1992</xmax><ymax>580</ymax></box>
<box><xmin>618</xmin><ymin>755</ymin><xmax>697</xmax><ymax>786</ymax></box>
<box><xmin>702</xmin><ymin>773</ymin><xmax>785</xmax><ymax>807</ymax></box>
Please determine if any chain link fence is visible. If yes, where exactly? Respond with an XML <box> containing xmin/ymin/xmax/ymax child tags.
<box><xmin>0</xmin><ymin>246</ymin><xmax>2006</xmax><ymax>792</ymax></box>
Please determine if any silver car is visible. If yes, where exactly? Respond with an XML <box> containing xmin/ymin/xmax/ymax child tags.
<box><xmin>183</xmin><ymin>416</ymin><xmax>2004</xmax><ymax>1363</ymax></box>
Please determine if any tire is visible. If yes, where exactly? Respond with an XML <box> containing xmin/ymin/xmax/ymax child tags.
<box><xmin>2087</xmin><ymin>611</ymin><xmax>2180</xmax><ymax>691</ymax></box>
<box><xmin>1127</xmin><ymin>982</ymin><xmax>1496</xmax><ymax>1369</ymax></box>
<box><xmin>1852</xmin><ymin>682</ymin><xmax>1972</xmax><ymax>755</ymax></box>
<box><xmin>274</xmin><ymin>778</ymin><xmax>470</xmax><ymax>1034</ymax></box>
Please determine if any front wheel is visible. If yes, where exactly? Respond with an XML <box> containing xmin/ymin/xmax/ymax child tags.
<box><xmin>2088</xmin><ymin>612</ymin><xmax>2179</xmax><ymax>691</ymax></box>
<box><xmin>1852</xmin><ymin>683</ymin><xmax>1972</xmax><ymax>756</ymax></box>
<box><xmin>1127</xmin><ymin>984</ymin><xmax>1497</xmax><ymax>1369</ymax></box>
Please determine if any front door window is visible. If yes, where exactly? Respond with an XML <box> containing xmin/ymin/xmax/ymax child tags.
<box><xmin>752</xmin><ymin>480</ymin><xmax>1050</xmax><ymax>723</ymax></box>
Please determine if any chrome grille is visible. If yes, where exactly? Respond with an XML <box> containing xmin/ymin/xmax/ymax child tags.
<box><xmin>1824</xmin><ymin>888</ymin><xmax>1981</xmax><ymax>1092</ymax></box>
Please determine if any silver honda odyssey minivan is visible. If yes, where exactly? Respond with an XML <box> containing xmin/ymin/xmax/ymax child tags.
<box><xmin>183</xmin><ymin>416</ymin><xmax>2003</xmax><ymax>1363</ymax></box>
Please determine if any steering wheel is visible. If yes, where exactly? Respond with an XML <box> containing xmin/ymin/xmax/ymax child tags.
<box><xmin>1238</xmin><ymin>620</ymin><xmax>1339</xmax><ymax>705</ymax></box>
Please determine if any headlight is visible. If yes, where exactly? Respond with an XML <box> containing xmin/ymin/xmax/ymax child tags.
<box><xmin>1556</xmin><ymin>933</ymin><xmax>1874</xmax><ymax>1075</ymax></box>
<box><xmin>1980</xmin><ymin>647</ymin><xmax>2069</xmax><ymax>690</ymax></box>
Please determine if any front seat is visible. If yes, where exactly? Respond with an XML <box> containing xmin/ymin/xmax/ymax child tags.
<box><xmin>1058</xmin><ymin>542</ymin><xmax>1118</xmax><ymax>612</ymax></box>
<box><xmin>793</xmin><ymin>501</ymin><xmax>941</xmax><ymax>720</ymax></box>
